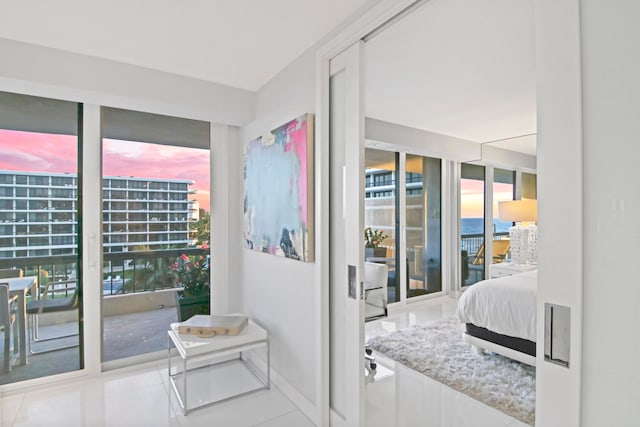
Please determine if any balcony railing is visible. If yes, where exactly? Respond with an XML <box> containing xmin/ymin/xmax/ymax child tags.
<box><xmin>0</xmin><ymin>247</ymin><xmax>210</xmax><ymax>297</ymax></box>
<box><xmin>460</xmin><ymin>231</ymin><xmax>509</xmax><ymax>261</ymax></box>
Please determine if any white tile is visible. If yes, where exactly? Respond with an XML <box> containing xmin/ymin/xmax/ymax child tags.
<box><xmin>0</xmin><ymin>392</ymin><xmax>24</xmax><ymax>426</ymax></box>
<box><xmin>365</xmin><ymin>374</ymin><xmax>397</xmax><ymax>427</ymax></box>
<box><xmin>17</xmin><ymin>385</ymin><xmax>94</xmax><ymax>418</ymax></box>
<box><xmin>438</xmin><ymin>385</ymin><xmax>518</xmax><ymax>427</ymax></box>
<box><xmin>100</xmin><ymin>383</ymin><xmax>181</xmax><ymax>427</ymax></box>
<box><xmin>174</xmin><ymin>388</ymin><xmax>295</xmax><ymax>427</ymax></box>
<box><xmin>15</xmin><ymin>381</ymin><xmax>180</xmax><ymax>427</ymax></box>
<box><xmin>365</xmin><ymin>296</ymin><xmax>531</xmax><ymax>427</ymax></box>
<box><xmin>253</xmin><ymin>410</ymin><xmax>314</xmax><ymax>427</ymax></box>
<box><xmin>504</xmin><ymin>419</ymin><xmax>531</xmax><ymax>427</ymax></box>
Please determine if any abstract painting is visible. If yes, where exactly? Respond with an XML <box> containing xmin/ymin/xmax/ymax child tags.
<box><xmin>243</xmin><ymin>114</ymin><xmax>314</xmax><ymax>262</ymax></box>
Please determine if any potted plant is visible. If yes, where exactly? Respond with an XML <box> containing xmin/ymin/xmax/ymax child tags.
<box><xmin>172</xmin><ymin>253</ymin><xmax>211</xmax><ymax>321</ymax></box>
<box><xmin>364</xmin><ymin>227</ymin><xmax>389</xmax><ymax>260</ymax></box>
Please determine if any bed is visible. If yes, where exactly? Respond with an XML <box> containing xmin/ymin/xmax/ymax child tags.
<box><xmin>456</xmin><ymin>270</ymin><xmax>537</xmax><ymax>366</ymax></box>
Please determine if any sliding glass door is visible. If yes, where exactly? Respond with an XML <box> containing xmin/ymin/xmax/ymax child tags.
<box><xmin>406</xmin><ymin>154</ymin><xmax>442</xmax><ymax>297</ymax></box>
<box><xmin>365</xmin><ymin>148</ymin><xmax>443</xmax><ymax>304</ymax></box>
<box><xmin>460</xmin><ymin>163</ymin><xmax>485</xmax><ymax>286</ymax></box>
<box><xmin>461</xmin><ymin>166</ymin><xmax>536</xmax><ymax>287</ymax></box>
<box><xmin>101</xmin><ymin>107</ymin><xmax>210</xmax><ymax>365</ymax></box>
<box><xmin>492</xmin><ymin>168</ymin><xmax>515</xmax><ymax>261</ymax></box>
<box><xmin>364</xmin><ymin>149</ymin><xmax>398</xmax><ymax>303</ymax></box>
<box><xmin>0</xmin><ymin>91</ymin><xmax>83</xmax><ymax>384</ymax></box>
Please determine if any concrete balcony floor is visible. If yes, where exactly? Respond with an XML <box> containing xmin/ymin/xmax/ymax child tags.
<box><xmin>1</xmin><ymin>306</ymin><xmax>178</xmax><ymax>385</ymax></box>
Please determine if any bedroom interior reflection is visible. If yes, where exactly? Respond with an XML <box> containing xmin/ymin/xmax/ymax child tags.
<box><xmin>477</xmin><ymin>136</ymin><xmax>538</xmax><ymax>279</ymax></box>
<box><xmin>364</xmin><ymin>148</ymin><xmax>443</xmax><ymax>308</ymax></box>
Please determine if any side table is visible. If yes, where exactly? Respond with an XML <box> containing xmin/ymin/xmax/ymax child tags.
<box><xmin>167</xmin><ymin>318</ymin><xmax>270</xmax><ymax>415</ymax></box>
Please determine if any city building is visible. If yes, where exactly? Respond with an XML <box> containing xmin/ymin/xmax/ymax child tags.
<box><xmin>0</xmin><ymin>170</ymin><xmax>197</xmax><ymax>258</ymax></box>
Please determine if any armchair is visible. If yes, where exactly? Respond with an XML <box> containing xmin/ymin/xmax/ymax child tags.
<box><xmin>364</xmin><ymin>261</ymin><xmax>389</xmax><ymax>322</ymax></box>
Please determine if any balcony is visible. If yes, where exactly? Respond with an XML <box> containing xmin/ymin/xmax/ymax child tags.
<box><xmin>0</xmin><ymin>247</ymin><xmax>209</xmax><ymax>385</ymax></box>
<box><xmin>461</xmin><ymin>231</ymin><xmax>509</xmax><ymax>285</ymax></box>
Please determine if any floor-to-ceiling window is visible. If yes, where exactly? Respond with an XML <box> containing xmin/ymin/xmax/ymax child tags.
<box><xmin>101</xmin><ymin>107</ymin><xmax>210</xmax><ymax>365</ymax></box>
<box><xmin>365</xmin><ymin>149</ymin><xmax>443</xmax><ymax>303</ymax></box>
<box><xmin>364</xmin><ymin>149</ymin><xmax>398</xmax><ymax>303</ymax></box>
<box><xmin>492</xmin><ymin>168</ymin><xmax>516</xmax><ymax>261</ymax></box>
<box><xmin>460</xmin><ymin>163</ymin><xmax>485</xmax><ymax>286</ymax></box>
<box><xmin>406</xmin><ymin>154</ymin><xmax>442</xmax><ymax>297</ymax></box>
<box><xmin>0</xmin><ymin>91</ymin><xmax>83</xmax><ymax>384</ymax></box>
<box><xmin>522</xmin><ymin>172</ymin><xmax>537</xmax><ymax>200</ymax></box>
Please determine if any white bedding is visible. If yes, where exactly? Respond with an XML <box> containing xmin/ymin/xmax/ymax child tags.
<box><xmin>456</xmin><ymin>270</ymin><xmax>537</xmax><ymax>342</ymax></box>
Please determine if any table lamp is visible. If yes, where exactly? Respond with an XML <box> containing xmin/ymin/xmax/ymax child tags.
<box><xmin>498</xmin><ymin>199</ymin><xmax>538</xmax><ymax>265</ymax></box>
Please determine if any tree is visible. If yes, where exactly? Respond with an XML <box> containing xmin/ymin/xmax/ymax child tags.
<box><xmin>191</xmin><ymin>208</ymin><xmax>210</xmax><ymax>247</ymax></box>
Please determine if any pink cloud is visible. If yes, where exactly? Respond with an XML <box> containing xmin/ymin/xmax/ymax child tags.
<box><xmin>0</xmin><ymin>130</ymin><xmax>211</xmax><ymax>210</ymax></box>
<box><xmin>103</xmin><ymin>139</ymin><xmax>210</xmax><ymax>209</ymax></box>
<box><xmin>0</xmin><ymin>130</ymin><xmax>78</xmax><ymax>173</ymax></box>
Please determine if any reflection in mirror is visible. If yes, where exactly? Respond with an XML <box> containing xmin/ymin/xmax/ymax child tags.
<box><xmin>364</xmin><ymin>148</ymin><xmax>398</xmax><ymax>303</ymax></box>
<box><xmin>405</xmin><ymin>154</ymin><xmax>442</xmax><ymax>297</ymax></box>
<box><xmin>460</xmin><ymin>163</ymin><xmax>486</xmax><ymax>286</ymax></box>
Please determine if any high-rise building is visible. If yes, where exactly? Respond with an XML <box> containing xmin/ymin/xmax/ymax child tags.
<box><xmin>0</xmin><ymin>170</ymin><xmax>197</xmax><ymax>258</ymax></box>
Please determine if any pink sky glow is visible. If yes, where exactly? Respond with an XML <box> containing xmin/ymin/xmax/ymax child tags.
<box><xmin>0</xmin><ymin>129</ymin><xmax>211</xmax><ymax>210</ymax></box>
<box><xmin>461</xmin><ymin>178</ymin><xmax>513</xmax><ymax>218</ymax></box>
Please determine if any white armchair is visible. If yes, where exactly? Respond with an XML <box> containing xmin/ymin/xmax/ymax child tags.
<box><xmin>364</xmin><ymin>261</ymin><xmax>388</xmax><ymax>321</ymax></box>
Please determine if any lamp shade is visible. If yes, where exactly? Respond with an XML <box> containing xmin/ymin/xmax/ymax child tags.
<box><xmin>498</xmin><ymin>199</ymin><xmax>537</xmax><ymax>222</ymax></box>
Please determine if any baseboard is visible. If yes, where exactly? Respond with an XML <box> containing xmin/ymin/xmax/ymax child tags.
<box><xmin>243</xmin><ymin>352</ymin><xmax>318</xmax><ymax>425</ymax></box>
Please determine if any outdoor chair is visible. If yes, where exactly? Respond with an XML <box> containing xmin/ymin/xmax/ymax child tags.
<box><xmin>467</xmin><ymin>240</ymin><xmax>511</xmax><ymax>283</ymax></box>
<box><xmin>472</xmin><ymin>240</ymin><xmax>511</xmax><ymax>265</ymax></box>
<box><xmin>26</xmin><ymin>280</ymin><xmax>79</xmax><ymax>354</ymax></box>
<box><xmin>1</xmin><ymin>283</ymin><xmax>19</xmax><ymax>373</ymax></box>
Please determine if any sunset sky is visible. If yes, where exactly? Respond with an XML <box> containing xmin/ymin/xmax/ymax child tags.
<box><xmin>461</xmin><ymin>178</ymin><xmax>513</xmax><ymax>218</ymax></box>
<box><xmin>0</xmin><ymin>129</ymin><xmax>510</xmax><ymax>218</ymax></box>
<box><xmin>0</xmin><ymin>129</ymin><xmax>211</xmax><ymax>209</ymax></box>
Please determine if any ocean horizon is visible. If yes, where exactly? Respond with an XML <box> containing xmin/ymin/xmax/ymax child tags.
<box><xmin>461</xmin><ymin>217</ymin><xmax>512</xmax><ymax>235</ymax></box>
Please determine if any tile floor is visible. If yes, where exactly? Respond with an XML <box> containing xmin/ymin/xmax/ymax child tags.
<box><xmin>0</xmin><ymin>295</ymin><xmax>531</xmax><ymax>426</ymax></box>
<box><xmin>0</xmin><ymin>359</ymin><xmax>312</xmax><ymax>427</ymax></box>
<box><xmin>364</xmin><ymin>294</ymin><xmax>530</xmax><ymax>427</ymax></box>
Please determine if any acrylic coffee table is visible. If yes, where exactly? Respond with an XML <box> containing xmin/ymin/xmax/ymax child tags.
<box><xmin>167</xmin><ymin>318</ymin><xmax>270</xmax><ymax>415</ymax></box>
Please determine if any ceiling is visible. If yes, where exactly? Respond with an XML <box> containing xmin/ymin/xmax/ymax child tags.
<box><xmin>365</xmin><ymin>0</ymin><xmax>536</xmax><ymax>151</ymax></box>
<box><xmin>0</xmin><ymin>0</ymin><xmax>536</xmax><ymax>154</ymax></box>
<box><xmin>0</xmin><ymin>0</ymin><xmax>371</xmax><ymax>91</ymax></box>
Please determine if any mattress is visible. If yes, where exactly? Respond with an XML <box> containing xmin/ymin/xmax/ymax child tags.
<box><xmin>456</xmin><ymin>270</ymin><xmax>537</xmax><ymax>342</ymax></box>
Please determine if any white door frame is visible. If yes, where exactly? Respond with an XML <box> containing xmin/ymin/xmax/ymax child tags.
<box><xmin>314</xmin><ymin>3</ymin><xmax>422</xmax><ymax>424</ymax></box>
<box><xmin>327</xmin><ymin>42</ymin><xmax>366</xmax><ymax>427</ymax></box>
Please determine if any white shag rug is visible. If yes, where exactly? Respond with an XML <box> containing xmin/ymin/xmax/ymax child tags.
<box><xmin>366</xmin><ymin>318</ymin><xmax>536</xmax><ymax>425</ymax></box>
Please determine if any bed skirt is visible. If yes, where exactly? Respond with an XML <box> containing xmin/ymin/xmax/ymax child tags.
<box><xmin>466</xmin><ymin>323</ymin><xmax>536</xmax><ymax>356</ymax></box>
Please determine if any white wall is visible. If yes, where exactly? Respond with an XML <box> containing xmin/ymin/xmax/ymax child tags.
<box><xmin>239</xmin><ymin>47</ymin><xmax>318</xmax><ymax>411</ymax></box>
<box><xmin>580</xmin><ymin>1</ymin><xmax>640</xmax><ymax>424</ymax></box>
